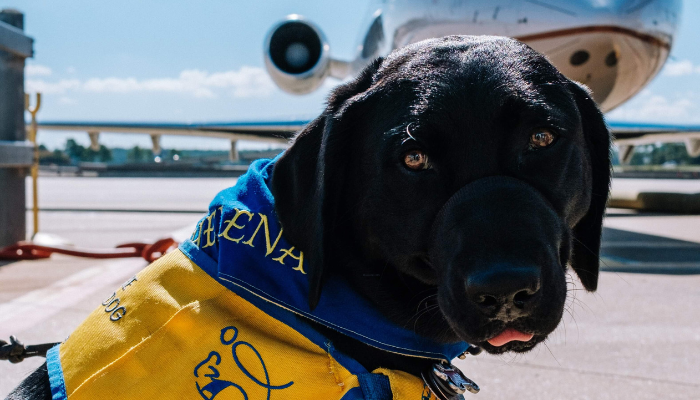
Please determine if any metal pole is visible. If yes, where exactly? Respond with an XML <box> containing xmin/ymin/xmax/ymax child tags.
<box><xmin>0</xmin><ymin>9</ymin><xmax>33</xmax><ymax>248</ymax></box>
<box><xmin>25</xmin><ymin>93</ymin><xmax>41</xmax><ymax>236</ymax></box>
<box><xmin>229</xmin><ymin>140</ymin><xmax>239</xmax><ymax>163</ymax></box>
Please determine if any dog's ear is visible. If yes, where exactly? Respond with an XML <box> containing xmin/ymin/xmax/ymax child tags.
<box><xmin>568</xmin><ymin>82</ymin><xmax>612</xmax><ymax>291</ymax></box>
<box><xmin>272</xmin><ymin>58</ymin><xmax>383</xmax><ymax>309</ymax></box>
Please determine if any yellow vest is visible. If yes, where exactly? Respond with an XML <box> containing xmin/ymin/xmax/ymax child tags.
<box><xmin>46</xmin><ymin>158</ymin><xmax>469</xmax><ymax>399</ymax></box>
<box><xmin>48</xmin><ymin>250</ymin><xmax>435</xmax><ymax>399</ymax></box>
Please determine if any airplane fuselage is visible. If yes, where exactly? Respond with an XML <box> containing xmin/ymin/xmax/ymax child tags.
<box><xmin>265</xmin><ymin>0</ymin><xmax>681</xmax><ymax>112</ymax></box>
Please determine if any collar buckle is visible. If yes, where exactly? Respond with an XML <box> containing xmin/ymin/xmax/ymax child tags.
<box><xmin>422</xmin><ymin>362</ymin><xmax>480</xmax><ymax>399</ymax></box>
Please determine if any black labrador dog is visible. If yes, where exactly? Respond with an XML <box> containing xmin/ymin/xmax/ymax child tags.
<box><xmin>9</xmin><ymin>35</ymin><xmax>610</xmax><ymax>399</ymax></box>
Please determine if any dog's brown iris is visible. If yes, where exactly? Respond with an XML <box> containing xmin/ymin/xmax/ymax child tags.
<box><xmin>529</xmin><ymin>129</ymin><xmax>555</xmax><ymax>149</ymax></box>
<box><xmin>403</xmin><ymin>150</ymin><xmax>431</xmax><ymax>170</ymax></box>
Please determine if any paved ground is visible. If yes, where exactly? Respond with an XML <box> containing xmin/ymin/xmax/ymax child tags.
<box><xmin>456</xmin><ymin>272</ymin><xmax>700</xmax><ymax>400</ymax></box>
<box><xmin>27</xmin><ymin>176</ymin><xmax>234</xmax><ymax>213</ymax></box>
<box><xmin>1</xmin><ymin>177</ymin><xmax>699</xmax><ymax>398</ymax></box>
<box><xmin>611</xmin><ymin>178</ymin><xmax>700</xmax><ymax>198</ymax></box>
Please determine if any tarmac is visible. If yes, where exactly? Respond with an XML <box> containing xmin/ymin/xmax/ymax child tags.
<box><xmin>1</xmin><ymin>176</ymin><xmax>699</xmax><ymax>399</ymax></box>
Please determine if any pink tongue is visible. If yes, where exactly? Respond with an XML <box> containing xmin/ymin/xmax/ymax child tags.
<box><xmin>487</xmin><ymin>329</ymin><xmax>534</xmax><ymax>347</ymax></box>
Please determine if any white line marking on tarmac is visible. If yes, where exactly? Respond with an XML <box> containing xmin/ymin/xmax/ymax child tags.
<box><xmin>0</xmin><ymin>258</ymin><xmax>146</xmax><ymax>338</ymax></box>
<box><xmin>601</xmin><ymin>241</ymin><xmax>700</xmax><ymax>248</ymax></box>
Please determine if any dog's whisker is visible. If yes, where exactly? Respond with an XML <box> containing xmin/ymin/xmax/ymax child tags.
<box><xmin>613</xmin><ymin>271</ymin><xmax>632</xmax><ymax>286</ymax></box>
<box><xmin>409</xmin><ymin>289</ymin><xmax>438</xmax><ymax>304</ymax></box>
<box><xmin>562</xmin><ymin>306</ymin><xmax>579</xmax><ymax>340</ymax></box>
<box><xmin>411</xmin><ymin>304</ymin><xmax>439</xmax><ymax>319</ymax></box>
<box><xmin>569</xmin><ymin>296</ymin><xmax>594</xmax><ymax>315</ymax></box>
<box><xmin>408</xmin><ymin>305</ymin><xmax>441</xmax><ymax>332</ymax></box>
<box><xmin>410</xmin><ymin>306</ymin><xmax>445</xmax><ymax>335</ymax></box>
<box><xmin>564</xmin><ymin>274</ymin><xmax>596</xmax><ymax>317</ymax></box>
<box><xmin>415</xmin><ymin>294</ymin><xmax>438</xmax><ymax>311</ymax></box>
<box><xmin>561</xmin><ymin>299</ymin><xmax>582</xmax><ymax>344</ymax></box>
<box><xmin>534</xmin><ymin>342</ymin><xmax>543</xmax><ymax>360</ymax></box>
<box><xmin>542</xmin><ymin>340</ymin><xmax>562</xmax><ymax>367</ymax></box>
<box><xmin>572</xmin><ymin>237</ymin><xmax>613</xmax><ymax>271</ymax></box>
<box><xmin>559</xmin><ymin>308</ymin><xmax>568</xmax><ymax>346</ymax></box>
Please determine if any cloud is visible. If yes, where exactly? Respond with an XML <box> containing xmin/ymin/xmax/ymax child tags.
<box><xmin>26</xmin><ymin>79</ymin><xmax>81</xmax><ymax>94</ymax></box>
<box><xmin>82</xmin><ymin>77</ymin><xmax>143</xmax><ymax>94</ymax></box>
<box><xmin>58</xmin><ymin>97</ymin><xmax>76</xmax><ymax>105</ymax></box>
<box><xmin>24</xmin><ymin>66</ymin><xmax>276</xmax><ymax>99</ymax></box>
<box><xmin>25</xmin><ymin>64</ymin><xmax>52</xmax><ymax>76</ymax></box>
<box><xmin>606</xmin><ymin>92</ymin><xmax>697</xmax><ymax>122</ymax></box>
<box><xmin>662</xmin><ymin>60</ymin><xmax>700</xmax><ymax>77</ymax></box>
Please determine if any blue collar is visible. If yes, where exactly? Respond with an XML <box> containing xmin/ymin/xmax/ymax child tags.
<box><xmin>179</xmin><ymin>157</ymin><xmax>469</xmax><ymax>362</ymax></box>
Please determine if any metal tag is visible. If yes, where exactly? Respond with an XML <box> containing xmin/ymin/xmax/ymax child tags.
<box><xmin>422</xmin><ymin>362</ymin><xmax>480</xmax><ymax>399</ymax></box>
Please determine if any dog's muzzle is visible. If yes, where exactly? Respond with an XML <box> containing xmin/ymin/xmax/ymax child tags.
<box><xmin>428</xmin><ymin>176</ymin><xmax>566</xmax><ymax>347</ymax></box>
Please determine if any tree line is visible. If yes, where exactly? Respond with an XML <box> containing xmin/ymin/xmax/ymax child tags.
<box><xmin>37</xmin><ymin>139</ymin><xmax>225</xmax><ymax>165</ymax></box>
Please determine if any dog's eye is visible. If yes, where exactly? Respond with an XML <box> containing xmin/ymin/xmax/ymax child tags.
<box><xmin>403</xmin><ymin>150</ymin><xmax>432</xmax><ymax>170</ymax></box>
<box><xmin>529</xmin><ymin>129</ymin><xmax>556</xmax><ymax>149</ymax></box>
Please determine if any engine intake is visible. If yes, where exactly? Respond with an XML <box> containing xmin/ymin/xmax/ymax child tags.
<box><xmin>264</xmin><ymin>16</ymin><xmax>330</xmax><ymax>94</ymax></box>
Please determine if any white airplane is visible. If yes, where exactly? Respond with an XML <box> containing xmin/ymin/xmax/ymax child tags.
<box><xmin>39</xmin><ymin>0</ymin><xmax>700</xmax><ymax>163</ymax></box>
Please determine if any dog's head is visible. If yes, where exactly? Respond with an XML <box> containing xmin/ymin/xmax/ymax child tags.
<box><xmin>272</xmin><ymin>36</ymin><xmax>611</xmax><ymax>354</ymax></box>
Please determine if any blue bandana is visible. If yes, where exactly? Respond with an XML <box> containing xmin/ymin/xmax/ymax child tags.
<box><xmin>179</xmin><ymin>157</ymin><xmax>469</xmax><ymax>362</ymax></box>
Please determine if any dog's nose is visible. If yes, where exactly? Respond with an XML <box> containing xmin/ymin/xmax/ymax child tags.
<box><xmin>465</xmin><ymin>266</ymin><xmax>541</xmax><ymax>319</ymax></box>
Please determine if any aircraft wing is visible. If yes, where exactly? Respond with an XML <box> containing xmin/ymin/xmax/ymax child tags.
<box><xmin>610</xmin><ymin>121</ymin><xmax>700</xmax><ymax>141</ymax></box>
<box><xmin>36</xmin><ymin>120</ymin><xmax>700</xmax><ymax>162</ymax></box>
<box><xmin>608</xmin><ymin>121</ymin><xmax>700</xmax><ymax>163</ymax></box>
<box><xmin>37</xmin><ymin>120</ymin><xmax>312</xmax><ymax>143</ymax></box>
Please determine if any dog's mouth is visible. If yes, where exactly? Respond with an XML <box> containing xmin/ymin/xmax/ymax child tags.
<box><xmin>486</xmin><ymin>328</ymin><xmax>534</xmax><ymax>347</ymax></box>
<box><xmin>475</xmin><ymin>323</ymin><xmax>546</xmax><ymax>354</ymax></box>
<box><xmin>443</xmin><ymin>311</ymin><xmax>549</xmax><ymax>354</ymax></box>
<box><xmin>438</xmin><ymin>297</ymin><xmax>551</xmax><ymax>353</ymax></box>
<box><xmin>481</xmin><ymin>338</ymin><xmax>540</xmax><ymax>353</ymax></box>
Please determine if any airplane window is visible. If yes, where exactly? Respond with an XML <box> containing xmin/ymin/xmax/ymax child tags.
<box><xmin>570</xmin><ymin>50</ymin><xmax>590</xmax><ymax>66</ymax></box>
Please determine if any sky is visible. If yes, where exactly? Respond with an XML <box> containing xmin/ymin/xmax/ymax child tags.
<box><xmin>7</xmin><ymin>0</ymin><xmax>700</xmax><ymax>150</ymax></box>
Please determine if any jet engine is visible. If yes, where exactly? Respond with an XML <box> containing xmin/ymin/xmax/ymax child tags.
<box><xmin>264</xmin><ymin>15</ymin><xmax>331</xmax><ymax>95</ymax></box>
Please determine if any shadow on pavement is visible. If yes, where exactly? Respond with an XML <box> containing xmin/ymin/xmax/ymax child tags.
<box><xmin>601</xmin><ymin>227</ymin><xmax>700</xmax><ymax>274</ymax></box>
